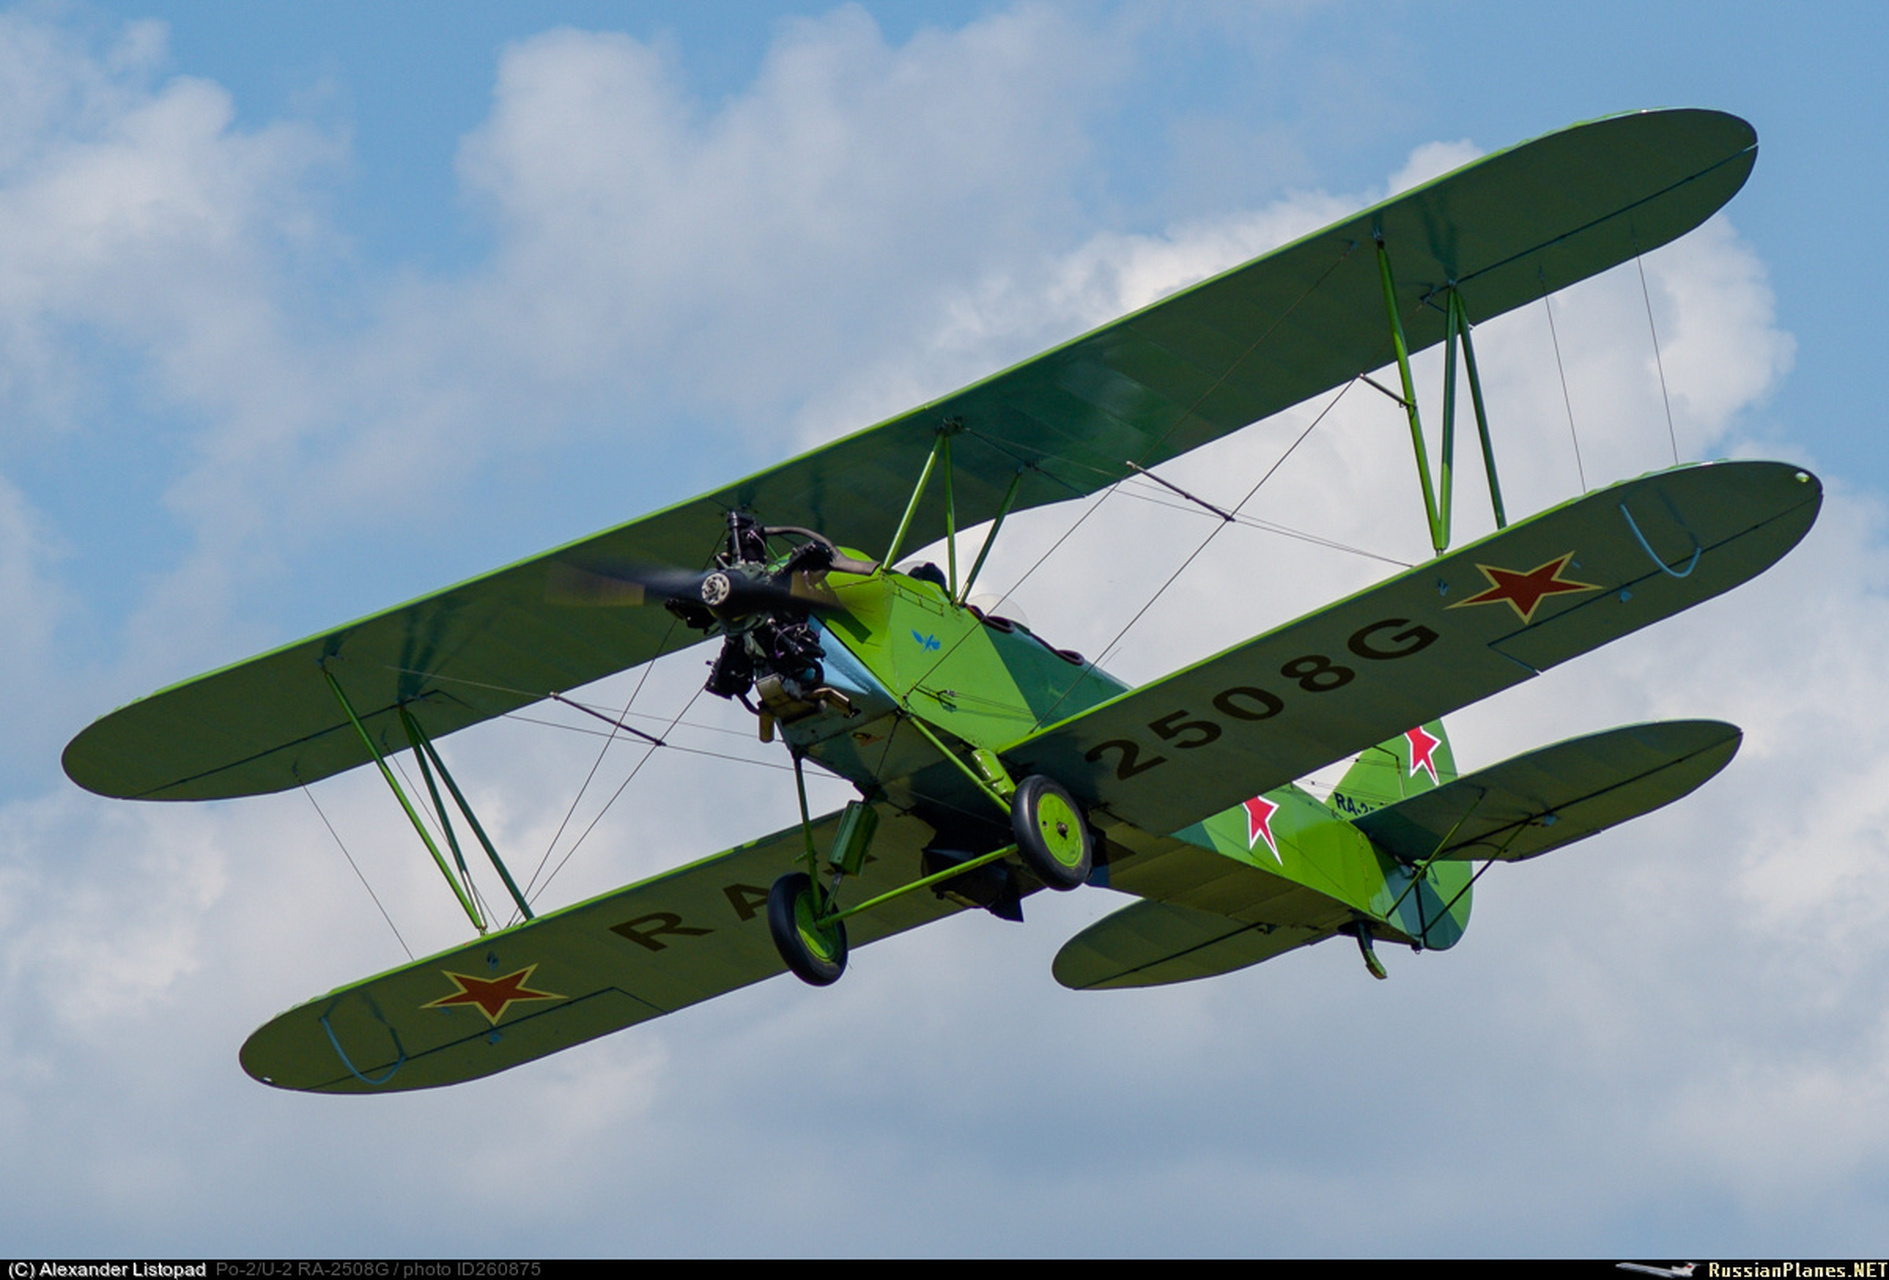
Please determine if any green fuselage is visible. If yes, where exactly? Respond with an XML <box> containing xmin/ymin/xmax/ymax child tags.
<box><xmin>782</xmin><ymin>565</ymin><xmax>1471</xmax><ymax>951</ymax></box>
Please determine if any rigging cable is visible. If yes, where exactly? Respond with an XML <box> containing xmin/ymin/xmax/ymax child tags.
<box><xmin>302</xmin><ymin>782</ymin><xmax>413</xmax><ymax>960</ymax></box>
<box><xmin>523</xmin><ymin>609</ymin><xmax>687</xmax><ymax>904</ymax></box>
<box><xmin>926</xmin><ymin>240</ymin><xmax>1367</xmax><ymax>690</ymax></box>
<box><xmin>971</xmin><ymin>474</ymin><xmax>1122</xmax><ymax>618</ymax></box>
<box><xmin>1113</xmin><ymin>464</ymin><xmax>1412</xmax><ymax>567</ymax></box>
<box><xmin>954</xmin><ymin>236</ymin><xmax>1363</xmax><ymax>623</ymax></box>
<box><xmin>1634</xmin><ymin>242</ymin><xmax>1681</xmax><ymax>466</ymax></box>
<box><xmin>1026</xmin><ymin>375</ymin><xmax>1356</xmax><ymax>733</ymax></box>
<box><xmin>358</xmin><ymin>666</ymin><xmax>797</xmax><ymax>927</ymax></box>
<box><xmin>513</xmin><ymin>522</ymin><xmax>732</xmax><ymax>910</ymax></box>
<box><xmin>498</xmin><ymin>708</ymin><xmax>798</xmax><ymax>771</ymax></box>
<box><xmin>1540</xmin><ymin>269</ymin><xmax>1587</xmax><ymax>493</ymax></box>
<box><xmin>1108</xmin><ymin>468</ymin><xmax>1413</xmax><ymax>568</ymax></box>
<box><xmin>381</xmin><ymin>664</ymin><xmax>765</xmax><ymax>747</ymax></box>
<box><xmin>527</xmin><ymin>683</ymin><xmax>711</xmax><ymax>909</ymax></box>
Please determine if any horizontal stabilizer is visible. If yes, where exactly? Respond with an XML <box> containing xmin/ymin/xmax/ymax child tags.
<box><xmin>1052</xmin><ymin>900</ymin><xmax>1325</xmax><ymax>990</ymax></box>
<box><xmin>1351</xmin><ymin>719</ymin><xmax>1740</xmax><ymax>863</ymax></box>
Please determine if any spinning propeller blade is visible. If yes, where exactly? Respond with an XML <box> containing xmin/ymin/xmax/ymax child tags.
<box><xmin>545</xmin><ymin>559</ymin><xmax>845</xmax><ymax>619</ymax></box>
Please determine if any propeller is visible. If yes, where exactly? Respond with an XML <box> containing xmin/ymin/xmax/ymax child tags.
<box><xmin>543</xmin><ymin>519</ymin><xmax>875</xmax><ymax>626</ymax></box>
<box><xmin>545</xmin><ymin>514</ymin><xmax>880</xmax><ymax>711</ymax></box>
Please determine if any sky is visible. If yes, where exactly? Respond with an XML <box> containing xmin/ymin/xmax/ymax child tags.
<box><xmin>2</xmin><ymin>0</ymin><xmax>1887</xmax><ymax>1259</ymax></box>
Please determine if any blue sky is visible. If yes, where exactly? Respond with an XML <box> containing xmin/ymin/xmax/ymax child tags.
<box><xmin>4</xmin><ymin>0</ymin><xmax>1888</xmax><ymax>1258</ymax></box>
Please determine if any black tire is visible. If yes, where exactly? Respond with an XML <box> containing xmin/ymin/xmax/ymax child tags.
<box><xmin>1012</xmin><ymin>775</ymin><xmax>1092</xmax><ymax>891</ymax></box>
<box><xmin>767</xmin><ymin>872</ymin><xmax>848</xmax><ymax>986</ymax></box>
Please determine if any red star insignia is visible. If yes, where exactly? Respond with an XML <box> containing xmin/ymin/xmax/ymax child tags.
<box><xmin>1243</xmin><ymin>795</ymin><xmax>1281</xmax><ymax>862</ymax></box>
<box><xmin>1450</xmin><ymin>551</ymin><xmax>1600</xmax><ymax>624</ymax></box>
<box><xmin>424</xmin><ymin>964</ymin><xmax>564</xmax><ymax>1025</ymax></box>
<box><xmin>1405</xmin><ymin>725</ymin><xmax>1441</xmax><ymax>785</ymax></box>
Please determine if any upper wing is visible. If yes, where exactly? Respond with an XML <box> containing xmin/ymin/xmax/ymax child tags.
<box><xmin>240</xmin><ymin>800</ymin><xmax>958</xmax><ymax>1093</ymax></box>
<box><xmin>1352</xmin><ymin>719</ymin><xmax>1741</xmax><ymax>863</ymax></box>
<box><xmin>66</xmin><ymin>109</ymin><xmax>1756</xmax><ymax>801</ymax></box>
<box><xmin>1001</xmin><ymin>462</ymin><xmax>1818</xmax><ymax>837</ymax></box>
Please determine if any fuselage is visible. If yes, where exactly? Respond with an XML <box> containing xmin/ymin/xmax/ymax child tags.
<box><xmin>776</xmin><ymin>564</ymin><xmax>1471</xmax><ymax>950</ymax></box>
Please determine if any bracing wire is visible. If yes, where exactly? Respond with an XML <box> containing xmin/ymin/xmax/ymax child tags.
<box><xmin>367</xmin><ymin>657</ymin><xmax>799</xmax><ymax>925</ymax></box>
<box><xmin>1634</xmin><ymin>249</ymin><xmax>1680</xmax><ymax>466</ymax></box>
<box><xmin>1104</xmin><ymin>473</ymin><xmax>1413</xmax><ymax>568</ymax></box>
<box><xmin>955</xmin><ymin>440</ymin><xmax>1413</xmax><ymax>573</ymax></box>
<box><xmin>1540</xmin><ymin>274</ymin><xmax>1587</xmax><ymax>493</ymax></box>
<box><xmin>302</xmin><ymin>782</ymin><xmax>413</xmax><ymax>960</ymax></box>
<box><xmin>956</xmin><ymin>239</ymin><xmax>1365</xmax><ymax>618</ymax></box>
<box><xmin>379</xmin><ymin>664</ymin><xmax>764</xmax><ymax>747</ymax></box>
<box><xmin>524</xmin><ymin>612</ymin><xmax>685</xmax><ymax>900</ymax></box>
<box><xmin>498</xmin><ymin>709</ymin><xmax>797</xmax><ymax>770</ymax></box>
<box><xmin>1026</xmin><ymin>376</ymin><xmax>1357</xmax><ymax>732</ymax></box>
<box><xmin>514</xmin><ymin>524</ymin><xmax>726</xmax><ymax>907</ymax></box>
<box><xmin>526</xmin><ymin>683</ymin><xmax>711</xmax><ymax>912</ymax></box>
<box><xmin>909</xmin><ymin>241</ymin><xmax>1369</xmax><ymax>699</ymax></box>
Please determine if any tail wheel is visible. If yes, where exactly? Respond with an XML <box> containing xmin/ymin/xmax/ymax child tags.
<box><xmin>767</xmin><ymin>872</ymin><xmax>848</xmax><ymax>986</ymax></box>
<box><xmin>1012</xmin><ymin>775</ymin><xmax>1092</xmax><ymax>891</ymax></box>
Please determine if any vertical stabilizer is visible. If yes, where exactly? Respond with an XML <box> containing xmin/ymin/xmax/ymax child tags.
<box><xmin>1328</xmin><ymin>720</ymin><xmax>1455</xmax><ymax>820</ymax></box>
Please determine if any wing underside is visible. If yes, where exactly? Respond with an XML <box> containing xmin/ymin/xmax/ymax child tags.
<box><xmin>68</xmin><ymin>109</ymin><xmax>1759</xmax><ymax>802</ymax></box>
<box><xmin>1001</xmin><ymin>461</ymin><xmax>1817</xmax><ymax>838</ymax></box>
<box><xmin>241</xmin><ymin>801</ymin><xmax>959</xmax><ymax>1094</ymax></box>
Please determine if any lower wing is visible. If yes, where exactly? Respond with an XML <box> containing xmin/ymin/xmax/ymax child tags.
<box><xmin>241</xmin><ymin>801</ymin><xmax>955</xmax><ymax>1094</ymax></box>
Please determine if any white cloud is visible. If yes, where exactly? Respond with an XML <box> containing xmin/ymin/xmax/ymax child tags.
<box><xmin>452</xmin><ymin>6</ymin><xmax>1129</xmax><ymax>432</ymax></box>
<box><xmin>1387</xmin><ymin>137</ymin><xmax>1479</xmax><ymax>194</ymax></box>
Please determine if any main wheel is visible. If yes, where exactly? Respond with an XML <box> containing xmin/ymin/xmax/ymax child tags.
<box><xmin>1012</xmin><ymin>774</ymin><xmax>1092</xmax><ymax>891</ymax></box>
<box><xmin>767</xmin><ymin>872</ymin><xmax>848</xmax><ymax>986</ymax></box>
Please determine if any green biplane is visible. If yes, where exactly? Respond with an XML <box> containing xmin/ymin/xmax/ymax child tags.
<box><xmin>64</xmin><ymin>108</ymin><xmax>1817</xmax><ymax>1093</ymax></box>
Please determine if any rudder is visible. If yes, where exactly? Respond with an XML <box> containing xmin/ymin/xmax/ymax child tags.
<box><xmin>1328</xmin><ymin>720</ymin><xmax>1455</xmax><ymax>819</ymax></box>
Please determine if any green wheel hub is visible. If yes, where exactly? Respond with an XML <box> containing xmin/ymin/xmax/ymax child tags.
<box><xmin>1012</xmin><ymin>774</ymin><xmax>1092</xmax><ymax>891</ymax></box>
<box><xmin>1032</xmin><ymin>790</ymin><xmax>1084</xmax><ymax>869</ymax></box>
<box><xmin>767</xmin><ymin>871</ymin><xmax>848</xmax><ymax>985</ymax></box>
<box><xmin>793</xmin><ymin>890</ymin><xmax>842</xmax><ymax>964</ymax></box>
